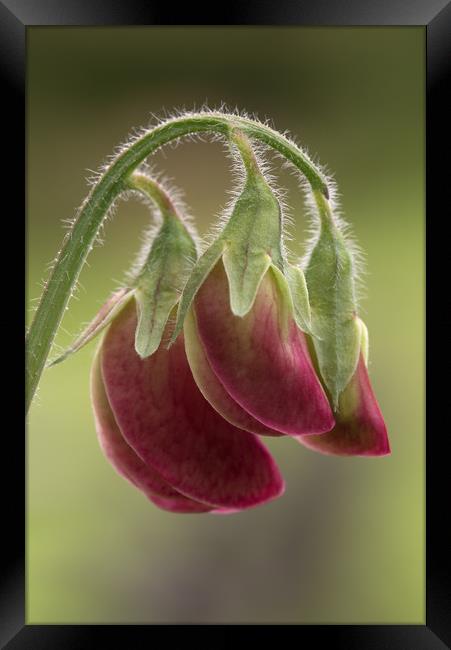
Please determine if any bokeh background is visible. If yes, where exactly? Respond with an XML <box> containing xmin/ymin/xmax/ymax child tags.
<box><xmin>27</xmin><ymin>27</ymin><xmax>424</xmax><ymax>624</ymax></box>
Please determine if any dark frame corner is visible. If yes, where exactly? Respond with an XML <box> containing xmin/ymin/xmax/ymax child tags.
<box><xmin>9</xmin><ymin>0</ymin><xmax>451</xmax><ymax>647</ymax></box>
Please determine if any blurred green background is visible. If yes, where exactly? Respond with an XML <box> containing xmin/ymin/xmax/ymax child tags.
<box><xmin>27</xmin><ymin>27</ymin><xmax>424</xmax><ymax>623</ymax></box>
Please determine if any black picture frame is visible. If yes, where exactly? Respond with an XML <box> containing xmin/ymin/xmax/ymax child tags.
<box><xmin>10</xmin><ymin>1</ymin><xmax>450</xmax><ymax>647</ymax></box>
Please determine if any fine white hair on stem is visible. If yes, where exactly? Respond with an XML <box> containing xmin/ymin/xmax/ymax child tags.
<box><xmin>120</xmin><ymin>165</ymin><xmax>200</xmax><ymax>286</ymax></box>
<box><xmin>259</xmin><ymin>133</ymin><xmax>368</xmax><ymax>309</ymax></box>
<box><xmin>43</xmin><ymin>163</ymin><xmax>200</xmax><ymax>334</ymax></box>
<box><xmin>130</xmin><ymin>161</ymin><xmax>199</xmax><ymax>240</ymax></box>
<box><xmin>197</xmin><ymin>129</ymin><xmax>294</xmax><ymax>262</ymax></box>
<box><xmin>90</xmin><ymin>103</ymin><xmax>328</xmax><ymax>192</ymax></box>
<box><xmin>294</xmin><ymin>167</ymin><xmax>367</xmax><ymax>308</ymax></box>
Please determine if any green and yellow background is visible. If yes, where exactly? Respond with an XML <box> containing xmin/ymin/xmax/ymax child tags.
<box><xmin>27</xmin><ymin>27</ymin><xmax>424</xmax><ymax>623</ymax></box>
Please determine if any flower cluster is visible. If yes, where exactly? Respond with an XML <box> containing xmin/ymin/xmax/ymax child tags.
<box><xmin>54</xmin><ymin>129</ymin><xmax>389</xmax><ymax>514</ymax></box>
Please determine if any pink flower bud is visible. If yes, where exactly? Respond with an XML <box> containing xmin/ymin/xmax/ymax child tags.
<box><xmin>91</xmin><ymin>296</ymin><xmax>285</xmax><ymax>513</ymax></box>
<box><xmin>184</xmin><ymin>259</ymin><xmax>335</xmax><ymax>437</ymax></box>
<box><xmin>299</xmin><ymin>353</ymin><xmax>390</xmax><ymax>456</ymax></box>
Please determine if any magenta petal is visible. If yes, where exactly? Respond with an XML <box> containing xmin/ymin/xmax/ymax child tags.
<box><xmin>193</xmin><ymin>261</ymin><xmax>335</xmax><ymax>436</ymax></box>
<box><xmin>143</xmin><ymin>493</ymin><xmax>213</xmax><ymax>514</ymax></box>
<box><xmin>299</xmin><ymin>355</ymin><xmax>391</xmax><ymax>457</ymax></box>
<box><xmin>91</xmin><ymin>346</ymin><xmax>213</xmax><ymax>513</ymax></box>
<box><xmin>101</xmin><ymin>299</ymin><xmax>285</xmax><ymax>510</ymax></box>
<box><xmin>184</xmin><ymin>308</ymin><xmax>283</xmax><ymax>436</ymax></box>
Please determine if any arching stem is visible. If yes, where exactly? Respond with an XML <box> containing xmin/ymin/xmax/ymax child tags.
<box><xmin>26</xmin><ymin>112</ymin><xmax>330</xmax><ymax>413</ymax></box>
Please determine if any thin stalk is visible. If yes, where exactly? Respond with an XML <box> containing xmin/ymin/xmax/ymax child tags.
<box><xmin>126</xmin><ymin>172</ymin><xmax>179</xmax><ymax>219</ymax></box>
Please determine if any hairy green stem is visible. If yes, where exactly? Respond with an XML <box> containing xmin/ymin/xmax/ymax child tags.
<box><xmin>230</xmin><ymin>128</ymin><xmax>260</xmax><ymax>175</ymax></box>
<box><xmin>26</xmin><ymin>112</ymin><xmax>329</xmax><ymax>413</ymax></box>
<box><xmin>126</xmin><ymin>172</ymin><xmax>178</xmax><ymax>219</ymax></box>
<box><xmin>312</xmin><ymin>188</ymin><xmax>335</xmax><ymax>225</ymax></box>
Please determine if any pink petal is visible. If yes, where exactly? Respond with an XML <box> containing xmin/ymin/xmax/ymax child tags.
<box><xmin>91</xmin><ymin>346</ymin><xmax>212</xmax><ymax>513</ymax></box>
<box><xmin>101</xmin><ymin>299</ymin><xmax>285</xmax><ymax>510</ymax></box>
<box><xmin>193</xmin><ymin>261</ymin><xmax>335</xmax><ymax>436</ymax></box>
<box><xmin>184</xmin><ymin>308</ymin><xmax>283</xmax><ymax>436</ymax></box>
<box><xmin>299</xmin><ymin>355</ymin><xmax>390</xmax><ymax>456</ymax></box>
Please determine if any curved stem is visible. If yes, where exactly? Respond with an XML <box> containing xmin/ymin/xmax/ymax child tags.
<box><xmin>312</xmin><ymin>188</ymin><xmax>335</xmax><ymax>225</ymax></box>
<box><xmin>230</xmin><ymin>128</ymin><xmax>260</xmax><ymax>176</ymax></box>
<box><xmin>26</xmin><ymin>111</ymin><xmax>329</xmax><ymax>413</ymax></box>
<box><xmin>127</xmin><ymin>172</ymin><xmax>179</xmax><ymax>219</ymax></box>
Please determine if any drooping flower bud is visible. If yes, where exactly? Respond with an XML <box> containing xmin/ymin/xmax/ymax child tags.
<box><xmin>94</xmin><ymin>298</ymin><xmax>284</xmax><ymax>511</ymax></box>
<box><xmin>298</xmin><ymin>188</ymin><xmax>390</xmax><ymax>455</ymax></box>
<box><xmin>299</xmin><ymin>318</ymin><xmax>390</xmax><ymax>456</ymax></box>
<box><xmin>173</xmin><ymin>130</ymin><xmax>335</xmax><ymax>437</ymax></box>
<box><xmin>184</xmin><ymin>260</ymin><xmax>334</xmax><ymax>436</ymax></box>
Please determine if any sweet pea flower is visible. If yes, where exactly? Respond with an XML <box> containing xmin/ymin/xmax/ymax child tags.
<box><xmin>91</xmin><ymin>297</ymin><xmax>284</xmax><ymax>513</ymax></box>
<box><xmin>172</xmin><ymin>131</ymin><xmax>335</xmax><ymax>437</ymax></box>
<box><xmin>299</xmin><ymin>318</ymin><xmax>390</xmax><ymax>456</ymax></box>
<box><xmin>183</xmin><ymin>260</ymin><xmax>334</xmax><ymax>437</ymax></box>
<box><xmin>297</xmin><ymin>188</ymin><xmax>390</xmax><ymax>456</ymax></box>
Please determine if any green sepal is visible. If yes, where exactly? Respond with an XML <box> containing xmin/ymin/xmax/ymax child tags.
<box><xmin>134</xmin><ymin>214</ymin><xmax>197</xmax><ymax>358</ymax></box>
<box><xmin>268</xmin><ymin>264</ymin><xmax>298</xmax><ymax>336</ymax></box>
<box><xmin>47</xmin><ymin>287</ymin><xmax>134</xmax><ymax>367</ymax></box>
<box><xmin>305</xmin><ymin>217</ymin><xmax>360</xmax><ymax>409</ymax></box>
<box><xmin>170</xmin><ymin>237</ymin><xmax>225</xmax><ymax>344</ymax></box>
<box><xmin>223</xmin><ymin>248</ymin><xmax>272</xmax><ymax>317</ymax></box>
<box><xmin>221</xmin><ymin>171</ymin><xmax>284</xmax><ymax>316</ymax></box>
<box><xmin>284</xmin><ymin>263</ymin><xmax>313</xmax><ymax>334</ymax></box>
<box><xmin>259</xmin><ymin>263</ymin><xmax>313</xmax><ymax>341</ymax></box>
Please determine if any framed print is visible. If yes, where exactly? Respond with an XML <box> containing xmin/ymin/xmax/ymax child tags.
<box><xmin>9</xmin><ymin>0</ymin><xmax>451</xmax><ymax>647</ymax></box>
